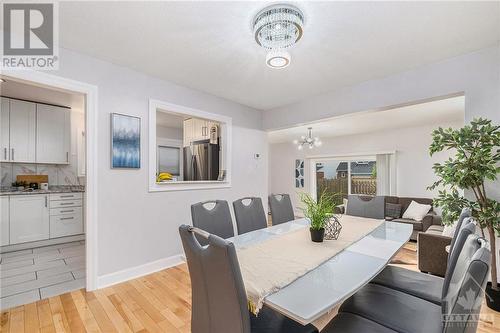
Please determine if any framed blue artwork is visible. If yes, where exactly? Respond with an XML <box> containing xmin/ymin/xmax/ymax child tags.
<box><xmin>111</xmin><ymin>113</ymin><xmax>141</xmax><ymax>169</ymax></box>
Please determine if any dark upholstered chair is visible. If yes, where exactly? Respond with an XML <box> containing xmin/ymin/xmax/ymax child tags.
<box><xmin>179</xmin><ymin>225</ymin><xmax>318</xmax><ymax>333</ymax></box>
<box><xmin>323</xmin><ymin>229</ymin><xmax>490</xmax><ymax>333</ymax></box>
<box><xmin>233</xmin><ymin>197</ymin><xmax>267</xmax><ymax>235</ymax></box>
<box><xmin>191</xmin><ymin>200</ymin><xmax>234</xmax><ymax>245</ymax></box>
<box><xmin>345</xmin><ymin>195</ymin><xmax>385</xmax><ymax>219</ymax></box>
<box><xmin>371</xmin><ymin>220</ymin><xmax>476</xmax><ymax>305</ymax></box>
<box><xmin>385</xmin><ymin>196</ymin><xmax>441</xmax><ymax>240</ymax></box>
<box><xmin>268</xmin><ymin>194</ymin><xmax>295</xmax><ymax>225</ymax></box>
<box><xmin>418</xmin><ymin>209</ymin><xmax>472</xmax><ymax>276</ymax></box>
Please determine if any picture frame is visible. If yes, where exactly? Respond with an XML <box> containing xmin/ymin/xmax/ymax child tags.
<box><xmin>111</xmin><ymin>113</ymin><xmax>141</xmax><ymax>169</ymax></box>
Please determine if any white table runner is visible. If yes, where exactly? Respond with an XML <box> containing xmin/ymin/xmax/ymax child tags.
<box><xmin>236</xmin><ymin>215</ymin><xmax>384</xmax><ymax>314</ymax></box>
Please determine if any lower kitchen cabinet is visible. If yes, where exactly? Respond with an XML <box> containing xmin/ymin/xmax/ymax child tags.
<box><xmin>1</xmin><ymin>197</ymin><xmax>9</xmax><ymax>246</ymax></box>
<box><xmin>10</xmin><ymin>194</ymin><xmax>50</xmax><ymax>244</ymax></box>
<box><xmin>2</xmin><ymin>193</ymin><xmax>84</xmax><ymax>246</ymax></box>
<box><xmin>50</xmin><ymin>206</ymin><xmax>83</xmax><ymax>238</ymax></box>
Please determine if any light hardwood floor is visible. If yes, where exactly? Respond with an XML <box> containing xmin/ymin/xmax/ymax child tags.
<box><xmin>1</xmin><ymin>243</ymin><xmax>499</xmax><ymax>332</ymax></box>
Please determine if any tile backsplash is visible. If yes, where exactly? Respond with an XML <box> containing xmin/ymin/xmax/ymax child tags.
<box><xmin>1</xmin><ymin>163</ymin><xmax>84</xmax><ymax>187</ymax></box>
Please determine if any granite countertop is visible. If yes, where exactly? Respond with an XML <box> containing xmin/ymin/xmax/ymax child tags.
<box><xmin>0</xmin><ymin>186</ymin><xmax>85</xmax><ymax>196</ymax></box>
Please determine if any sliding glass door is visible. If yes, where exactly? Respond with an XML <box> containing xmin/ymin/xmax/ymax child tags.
<box><xmin>314</xmin><ymin>158</ymin><xmax>377</xmax><ymax>203</ymax></box>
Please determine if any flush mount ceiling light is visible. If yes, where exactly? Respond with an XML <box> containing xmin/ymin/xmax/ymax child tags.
<box><xmin>0</xmin><ymin>78</ymin><xmax>5</xmax><ymax>83</ymax></box>
<box><xmin>253</xmin><ymin>4</ymin><xmax>304</xmax><ymax>69</ymax></box>
<box><xmin>293</xmin><ymin>127</ymin><xmax>322</xmax><ymax>150</ymax></box>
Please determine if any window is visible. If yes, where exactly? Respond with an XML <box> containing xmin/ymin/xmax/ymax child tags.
<box><xmin>315</xmin><ymin>158</ymin><xmax>377</xmax><ymax>203</ymax></box>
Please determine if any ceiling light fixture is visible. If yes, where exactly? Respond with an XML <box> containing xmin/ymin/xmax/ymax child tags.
<box><xmin>253</xmin><ymin>4</ymin><xmax>304</xmax><ymax>69</ymax></box>
<box><xmin>0</xmin><ymin>78</ymin><xmax>5</xmax><ymax>83</ymax></box>
<box><xmin>293</xmin><ymin>127</ymin><xmax>322</xmax><ymax>150</ymax></box>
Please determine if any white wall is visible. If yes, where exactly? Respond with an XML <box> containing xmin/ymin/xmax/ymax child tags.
<box><xmin>269</xmin><ymin>121</ymin><xmax>463</xmax><ymax>211</ymax></box>
<box><xmin>46</xmin><ymin>48</ymin><xmax>267</xmax><ymax>281</ymax></box>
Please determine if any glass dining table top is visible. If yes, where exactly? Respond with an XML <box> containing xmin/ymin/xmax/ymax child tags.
<box><xmin>228</xmin><ymin>217</ymin><xmax>413</xmax><ymax>325</ymax></box>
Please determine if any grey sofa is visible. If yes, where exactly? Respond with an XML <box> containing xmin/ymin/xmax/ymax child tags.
<box><xmin>339</xmin><ymin>195</ymin><xmax>442</xmax><ymax>241</ymax></box>
<box><xmin>385</xmin><ymin>196</ymin><xmax>442</xmax><ymax>241</ymax></box>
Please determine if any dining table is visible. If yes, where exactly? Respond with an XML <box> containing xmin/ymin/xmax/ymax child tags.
<box><xmin>228</xmin><ymin>217</ymin><xmax>413</xmax><ymax>326</ymax></box>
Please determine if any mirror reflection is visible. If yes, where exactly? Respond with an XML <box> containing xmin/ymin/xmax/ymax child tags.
<box><xmin>156</xmin><ymin>110</ymin><xmax>224</xmax><ymax>183</ymax></box>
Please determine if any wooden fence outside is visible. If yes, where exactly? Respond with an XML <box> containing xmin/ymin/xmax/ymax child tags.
<box><xmin>317</xmin><ymin>177</ymin><xmax>377</xmax><ymax>202</ymax></box>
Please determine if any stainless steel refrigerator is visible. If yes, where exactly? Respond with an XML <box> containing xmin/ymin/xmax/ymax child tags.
<box><xmin>183</xmin><ymin>141</ymin><xmax>220</xmax><ymax>181</ymax></box>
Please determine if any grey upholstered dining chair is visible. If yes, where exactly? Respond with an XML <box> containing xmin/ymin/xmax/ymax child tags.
<box><xmin>371</xmin><ymin>217</ymin><xmax>476</xmax><ymax>305</ymax></box>
<box><xmin>190</xmin><ymin>200</ymin><xmax>234</xmax><ymax>245</ymax></box>
<box><xmin>178</xmin><ymin>225</ymin><xmax>318</xmax><ymax>333</ymax></box>
<box><xmin>345</xmin><ymin>195</ymin><xmax>385</xmax><ymax>219</ymax></box>
<box><xmin>268</xmin><ymin>193</ymin><xmax>295</xmax><ymax>225</ymax></box>
<box><xmin>233</xmin><ymin>197</ymin><xmax>267</xmax><ymax>235</ymax></box>
<box><xmin>448</xmin><ymin>207</ymin><xmax>472</xmax><ymax>256</ymax></box>
<box><xmin>323</xmin><ymin>230</ymin><xmax>490</xmax><ymax>333</ymax></box>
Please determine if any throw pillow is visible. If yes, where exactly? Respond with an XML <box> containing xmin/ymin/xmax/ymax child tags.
<box><xmin>402</xmin><ymin>200</ymin><xmax>432</xmax><ymax>221</ymax></box>
<box><xmin>385</xmin><ymin>203</ymin><xmax>402</xmax><ymax>219</ymax></box>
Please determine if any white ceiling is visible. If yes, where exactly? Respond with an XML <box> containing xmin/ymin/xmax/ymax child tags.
<box><xmin>267</xmin><ymin>96</ymin><xmax>465</xmax><ymax>143</ymax></box>
<box><xmin>0</xmin><ymin>77</ymin><xmax>85</xmax><ymax>111</ymax></box>
<box><xmin>59</xmin><ymin>1</ymin><xmax>500</xmax><ymax>110</ymax></box>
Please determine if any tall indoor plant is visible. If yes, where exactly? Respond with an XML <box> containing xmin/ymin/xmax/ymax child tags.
<box><xmin>300</xmin><ymin>190</ymin><xmax>337</xmax><ymax>242</ymax></box>
<box><xmin>428</xmin><ymin>118</ymin><xmax>500</xmax><ymax>310</ymax></box>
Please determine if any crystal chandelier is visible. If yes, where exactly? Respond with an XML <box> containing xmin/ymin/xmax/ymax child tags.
<box><xmin>253</xmin><ymin>4</ymin><xmax>304</xmax><ymax>69</ymax></box>
<box><xmin>293</xmin><ymin>128</ymin><xmax>322</xmax><ymax>150</ymax></box>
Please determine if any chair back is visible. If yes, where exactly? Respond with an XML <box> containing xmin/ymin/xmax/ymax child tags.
<box><xmin>233</xmin><ymin>197</ymin><xmax>267</xmax><ymax>235</ymax></box>
<box><xmin>191</xmin><ymin>200</ymin><xmax>234</xmax><ymax>245</ymax></box>
<box><xmin>448</xmin><ymin>208</ymin><xmax>472</xmax><ymax>255</ymax></box>
<box><xmin>268</xmin><ymin>193</ymin><xmax>295</xmax><ymax>225</ymax></box>
<box><xmin>179</xmin><ymin>225</ymin><xmax>250</xmax><ymax>333</ymax></box>
<box><xmin>442</xmin><ymin>221</ymin><xmax>476</xmax><ymax>298</ymax></box>
<box><xmin>345</xmin><ymin>195</ymin><xmax>385</xmax><ymax>219</ymax></box>
<box><xmin>441</xmin><ymin>235</ymin><xmax>490</xmax><ymax>333</ymax></box>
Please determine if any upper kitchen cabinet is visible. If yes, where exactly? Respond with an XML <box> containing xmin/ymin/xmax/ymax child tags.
<box><xmin>183</xmin><ymin>118</ymin><xmax>219</xmax><ymax>147</ymax></box>
<box><xmin>1</xmin><ymin>98</ymin><xmax>37</xmax><ymax>163</ymax></box>
<box><xmin>0</xmin><ymin>98</ymin><xmax>9</xmax><ymax>162</ymax></box>
<box><xmin>36</xmin><ymin>104</ymin><xmax>71</xmax><ymax>164</ymax></box>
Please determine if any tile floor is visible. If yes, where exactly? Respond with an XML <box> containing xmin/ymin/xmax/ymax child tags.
<box><xmin>0</xmin><ymin>240</ymin><xmax>85</xmax><ymax>310</ymax></box>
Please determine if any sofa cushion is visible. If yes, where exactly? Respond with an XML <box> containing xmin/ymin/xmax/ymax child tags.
<box><xmin>370</xmin><ymin>265</ymin><xmax>443</xmax><ymax>305</ymax></box>
<box><xmin>402</xmin><ymin>200</ymin><xmax>432</xmax><ymax>221</ymax></box>
<box><xmin>426</xmin><ymin>225</ymin><xmax>445</xmax><ymax>235</ymax></box>
<box><xmin>339</xmin><ymin>284</ymin><xmax>442</xmax><ymax>333</ymax></box>
<box><xmin>385</xmin><ymin>203</ymin><xmax>402</xmax><ymax>219</ymax></box>
<box><xmin>392</xmin><ymin>218</ymin><xmax>423</xmax><ymax>231</ymax></box>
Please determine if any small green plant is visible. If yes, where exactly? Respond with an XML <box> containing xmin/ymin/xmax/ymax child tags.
<box><xmin>299</xmin><ymin>190</ymin><xmax>338</xmax><ymax>230</ymax></box>
<box><xmin>428</xmin><ymin>118</ymin><xmax>500</xmax><ymax>291</ymax></box>
<box><xmin>11</xmin><ymin>181</ymin><xmax>27</xmax><ymax>188</ymax></box>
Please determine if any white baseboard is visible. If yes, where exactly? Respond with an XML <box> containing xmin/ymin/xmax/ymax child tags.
<box><xmin>96</xmin><ymin>254</ymin><xmax>185</xmax><ymax>289</ymax></box>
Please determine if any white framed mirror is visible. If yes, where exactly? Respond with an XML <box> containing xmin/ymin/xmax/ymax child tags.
<box><xmin>148</xmin><ymin>99</ymin><xmax>232</xmax><ymax>192</ymax></box>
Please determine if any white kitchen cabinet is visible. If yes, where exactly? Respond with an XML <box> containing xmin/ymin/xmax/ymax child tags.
<box><xmin>183</xmin><ymin>118</ymin><xmax>218</xmax><ymax>146</ymax></box>
<box><xmin>49</xmin><ymin>193</ymin><xmax>83</xmax><ymax>238</ymax></box>
<box><xmin>7</xmin><ymin>99</ymin><xmax>37</xmax><ymax>163</ymax></box>
<box><xmin>0</xmin><ymin>98</ymin><xmax>9</xmax><ymax>162</ymax></box>
<box><xmin>10</xmin><ymin>194</ymin><xmax>50</xmax><ymax>244</ymax></box>
<box><xmin>1</xmin><ymin>196</ymin><xmax>9</xmax><ymax>246</ymax></box>
<box><xmin>36</xmin><ymin>104</ymin><xmax>71</xmax><ymax>164</ymax></box>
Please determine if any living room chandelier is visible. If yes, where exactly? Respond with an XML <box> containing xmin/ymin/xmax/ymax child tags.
<box><xmin>293</xmin><ymin>127</ymin><xmax>322</xmax><ymax>150</ymax></box>
<box><xmin>253</xmin><ymin>4</ymin><xmax>304</xmax><ymax>69</ymax></box>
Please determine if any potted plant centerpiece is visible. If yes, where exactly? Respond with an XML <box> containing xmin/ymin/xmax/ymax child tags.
<box><xmin>300</xmin><ymin>190</ymin><xmax>337</xmax><ymax>242</ymax></box>
<box><xmin>429</xmin><ymin>118</ymin><xmax>500</xmax><ymax>311</ymax></box>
